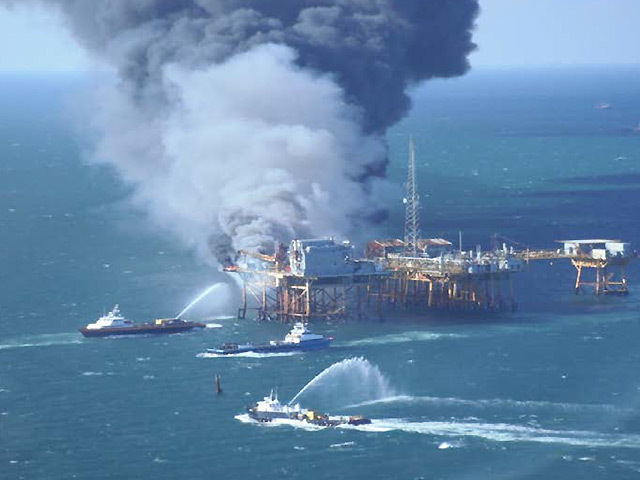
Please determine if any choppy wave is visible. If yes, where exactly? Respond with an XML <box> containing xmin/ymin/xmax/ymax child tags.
<box><xmin>329</xmin><ymin>441</ymin><xmax>356</xmax><ymax>448</ymax></box>
<box><xmin>341</xmin><ymin>419</ymin><xmax>640</xmax><ymax>449</ymax></box>
<box><xmin>342</xmin><ymin>331</ymin><xmax>466</xmax><ymax>347</ymax></box>
<box><xmin>205</xmin><ymin>323</ymin><xmax>223</xmax><ymax>329</ymax></box>
<box><xmin>346</xmin><ymin>395</ymin><xmax>628</xmax><ymax>414</ymax></box>
<box><xmin>615</xmin><ymin>459</ymin><xmax>640</xmax><ymax>473</ymax></box>
<box><xmin>438</xmin><ymin>441</ymin><xmax>464</xmax><ymax>449</ymax></box>
<box><xmin>197</xmin><ymin>351</ymin><xmax>300</xmax><ymax>359</ymax></box>
<box><xmin>0</xmin><ymin>333</ymin><xmax>83</xmax><ymax>351</ymax></box>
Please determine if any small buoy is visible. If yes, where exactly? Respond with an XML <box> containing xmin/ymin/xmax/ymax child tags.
<box><xmin>215</xmin><ymin>375</ymin><xmax>222</xmax><ymax>394</ymax></box>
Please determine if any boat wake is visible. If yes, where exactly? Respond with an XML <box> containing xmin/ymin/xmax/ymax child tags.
<box><xmin>345</xmin><ymin>395</ymin><xmax>629</xmax><ymax>414</ymax></box>
<box><xmin>0</xmin><ymin>333</ymin><xmax>83</xmax><ymax>351</ymax></box>
<box><xmin>342</xmin><ymin>331</ymin><xmax>466</xmax><ymax>347</ymax></box>
<box><xmin>196</xmin><ymin>351</ymin><xmax>300</xmax><ymax>359</ymax></box>
<box><xmin>237</xmin><ymin>412</ymin><xmax>640</xmax><ymax>448</ymax></box>
<box><xmin>204</xmin><ymin>323</ymin><xmax>223</xmax><ymax>329</ymax></box>
<box><xmin>342</xmin><ymin>418</ymin><xmax>640</xmax><ymax>449</ymax></box>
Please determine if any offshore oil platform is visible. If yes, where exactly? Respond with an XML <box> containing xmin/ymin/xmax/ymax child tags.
<box><xmin>224</xmin><ymin>139</ymin><xmax>635</xmax><ymax>322</ymax></box>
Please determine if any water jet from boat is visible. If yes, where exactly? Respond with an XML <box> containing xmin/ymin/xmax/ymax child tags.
<box><xmin>177</xmin><ymin>283</ymin><xmax>224</xmax><ymax>319</ymax></box>
<box><xmin>288</xmin><ymin>357</ymin><xmax>395</xmax><ymax>408</ymax></box>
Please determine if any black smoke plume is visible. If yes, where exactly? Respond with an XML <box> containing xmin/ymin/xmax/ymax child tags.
<box><xmin>2</xmin><ymin>0</ymin><xmax>479</xmax><ymax>262</ymax></box>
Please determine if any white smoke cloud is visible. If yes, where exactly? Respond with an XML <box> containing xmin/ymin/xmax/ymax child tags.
<box><xmin>90</xmin><ymin>43</ymin><xmax>389</xmax><ymax>262</ymax></box>
<box><xmin>1</xmin><ymin>0</ymin><xmax>480</xmax><ymax>265</ymax></box>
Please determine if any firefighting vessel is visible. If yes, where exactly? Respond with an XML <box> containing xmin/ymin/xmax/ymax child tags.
<box><xmin>246</xmin><ymin>390</ymin><xmax>371</xmax><ymax>427</ymax></box>
<box><xmin>206</xmin><ymin>322</ymin><xmax>331</xmax><ymax>355</ymax></box>
<box><xmin>78</xmin><ymin>305</ymin><xmax>205</xmax><ymax>338</ymax></box>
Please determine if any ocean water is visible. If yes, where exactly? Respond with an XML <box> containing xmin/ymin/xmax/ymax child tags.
<box><xmin>2</xmin><ymin>67</ymin><xmax>640</xmax><ymax>479</ymax></box>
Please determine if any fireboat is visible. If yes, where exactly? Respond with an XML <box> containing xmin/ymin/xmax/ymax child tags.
<box><xmin>79</xmin><ymin>305</ymin><xmax>205</xmax><ymax>338</ymax></box>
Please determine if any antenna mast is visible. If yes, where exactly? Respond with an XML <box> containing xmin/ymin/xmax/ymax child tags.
<box><xmin>404</xmin><ymin>136</ymin><xmax>421</xmax><ymax>254</ymax></box>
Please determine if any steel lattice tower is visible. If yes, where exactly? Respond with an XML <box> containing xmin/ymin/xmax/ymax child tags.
<box><xmin>404</xmin><ymin>136</ymin><xmax>421</xmax><ymax>254</ymax></box>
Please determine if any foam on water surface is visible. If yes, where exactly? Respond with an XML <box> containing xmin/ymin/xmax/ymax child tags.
<box><xmin>329</xmin><ymin>441</ymin><xmax>356</xmax><ymax>448</ymax></box>
<box><xmin>343</xmin><ymin>419</ymin><xmax>640</xmax><ymax>449</ymax></box>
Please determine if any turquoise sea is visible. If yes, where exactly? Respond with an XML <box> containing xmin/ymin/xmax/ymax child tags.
<box><xmin>2</xmin><ymin>67</ymin><xmax>640</xmax><ymax>479</ymax></box>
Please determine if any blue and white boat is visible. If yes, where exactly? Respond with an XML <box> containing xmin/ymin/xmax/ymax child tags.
<box><xmin>207</xmin><ymin>323</ymin><xmax>331</xmax><ymax>355</ymax></box>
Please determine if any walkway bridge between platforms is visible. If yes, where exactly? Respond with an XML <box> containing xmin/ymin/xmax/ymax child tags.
<box><xmin>513</xmin><ymin>247</ymin><xmax>632</xmax><ymax>295</ymax></box>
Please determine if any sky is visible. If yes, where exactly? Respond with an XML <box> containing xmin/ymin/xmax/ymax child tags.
<box><xmin>473</xmin><ymin>0</ymin><xmax>640</xmax><ymax>67</ymax></box>
<box><xmin>0</xmin><ymin>0</ymin><xmax>638</xmax><ymax>72</ymax></box>
<box><xmin>0</xmin><ymin>4</ymin><xmax>94</xmax><ymax>73</ymax></box>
